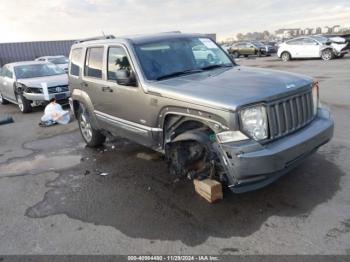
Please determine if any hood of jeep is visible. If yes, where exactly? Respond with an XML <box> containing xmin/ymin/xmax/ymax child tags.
<box><xmin>148</xmin><ymin>66</ymin><xmax>313</xmax><ymax>111</ymax></box>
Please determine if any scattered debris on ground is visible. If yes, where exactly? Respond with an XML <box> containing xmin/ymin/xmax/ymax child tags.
<box><xmin>0</xmin><ymin>116</ymin><xmax>14</xmax><ymax>125</ymax></box>
<box><xmin>136</xmin><ymin>152</ymin><xmax>161</xmax><ymax>161</ymax></box>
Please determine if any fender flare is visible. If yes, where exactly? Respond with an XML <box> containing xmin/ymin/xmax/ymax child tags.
<box><xmin>158</xmin><ymin>106</ymin><xmax>230</xmax><ymax>131</ymax></box>
<box><xmin>71</xmin><ymin>89</ymin><xmax>99</xmax><ymax>129</ymax></box>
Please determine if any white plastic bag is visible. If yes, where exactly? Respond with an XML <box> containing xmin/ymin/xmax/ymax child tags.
<box><xmin>41</xmin><ymin>102</ymin><xmax>70</xmax><ymax>125</ymax></box>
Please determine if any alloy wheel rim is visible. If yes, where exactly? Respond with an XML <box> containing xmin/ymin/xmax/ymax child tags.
<box><xmin>282</xmin><ymin>53</ymin><xmax>289</xmax><ymax>61</ymax></box>
<box><xmin>323</xmin><ymin>51</ymin><xmax>331</xmax><ymax>60</ymax></box>
<box><xmin>80</xmin><ymin>113</ymin><xmax>93</xmax><ymax>142</ymax></box>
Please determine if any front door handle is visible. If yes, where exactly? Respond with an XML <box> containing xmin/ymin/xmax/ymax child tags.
<box><xmin>101</xmin><ymin>86</ymin><xmax>113</xmax><ymax>92</ymax></box>
<box><xmin>81</xmin><ymin>82</ymin><xmax>88</xmax><ymax>88</ymax></box>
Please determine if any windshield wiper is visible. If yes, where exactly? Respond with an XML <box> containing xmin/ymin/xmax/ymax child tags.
<box><xmin>156</xmin><ymin>69</ymin><xmax>203</xmax><ymax>81</ymax></box>
<box><xmin>201</xmin><ymin>64</ymin><xmax>233</xmax><ymax>71</ymax></box>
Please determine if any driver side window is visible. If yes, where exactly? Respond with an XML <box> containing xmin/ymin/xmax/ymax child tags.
<box><xmin>107</xmin><ymin>46</ymin><xmax>131</xmax><ymax>81</ymax></box>
<box><xmin>2</xmin><ymin>66</ymin><xmax>13</xmax><ymax>79</ymax></box>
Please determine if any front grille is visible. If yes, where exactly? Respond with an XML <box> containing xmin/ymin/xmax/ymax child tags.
<box><xmin>48</xmin><ymin>85</ymin><xmax>69</xmax><ymax>94</ymax></box>
<box><xmin>267</xmin><ymin>90</ymin><xmax>314</xmax><ymax>140</ymax></box>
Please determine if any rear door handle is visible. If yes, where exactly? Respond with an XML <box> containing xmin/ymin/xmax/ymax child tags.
<box><xmin>101</xmin><ymin>86</ymin><xmax>113</xmax><ymax>92</ymax></box>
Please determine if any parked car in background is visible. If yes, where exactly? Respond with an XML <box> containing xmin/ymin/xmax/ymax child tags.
<box><xmin>192</xmin><ymin>45</ymin><xmax>217</xmax><ymax>62</ymax></box>
<box><xmin>220</xmin><ymin>43</ymin><xmax>232</xmax><ymax>53</ymax></box>
<box><xmin>228</xmin><ymin>41</ymin><xmax>272</xmax><ymax>58</ymax></box>
<box><xmin>261</xmin><ymin>41</ymin><xmax>278</xmax><ymax>53</ymax></box>
<box><xmin>35</xmin><ymin>55</ymin><xmax>69</xmax><ymax>72</ymax></box>
<box><xmin>68</xmin><ymin>33</ymin><xmax>333</xmax><ymax>193</ymax></box>
<box><xmin>0</xmin><ymin>61</ymin><xmax>69</xmax><ymax>113</ymax></box>
<box><xmin>277</xmin><ymin>36</ymin><xmax>349</xmax><ymax>62</ymax></box>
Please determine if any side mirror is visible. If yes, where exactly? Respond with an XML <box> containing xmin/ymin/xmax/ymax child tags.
<box><xmin>115</xmin><ymin>69</ymin><xmax>137</xmax><ymax>86</ymax></box>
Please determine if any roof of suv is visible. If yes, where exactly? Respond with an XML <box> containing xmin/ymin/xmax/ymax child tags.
<box><xmin>72</xmin><ymin>33</ymin><xmax>209</xmax><ymax>47</ymax></box>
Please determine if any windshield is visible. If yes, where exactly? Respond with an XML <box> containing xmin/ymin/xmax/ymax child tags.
<box><xmin>14</xmin><ymin>63</ymin><xmax>65</xmax><ymax>79</ymax></box>
<box><xmin>48</xmin><ymin>57</ymin><xmax>69</xmax><ymax>64</ymax></box>
<box><xmin>133</xmin><ymin>37</ymin><xmax>233</xmax><ymax>81</ymax></box>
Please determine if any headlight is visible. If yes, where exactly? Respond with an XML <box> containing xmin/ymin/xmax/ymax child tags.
<box><xmin>25</xmin><ymin>87</ymin><xmax>43</xmax><ymax>94</ymax></box>
<box><xmin>312</xmin><ymin>81</ymin><xmax>319</xmax><ymax>116</ymax></box>
<box><xmin>240</xmin><ymin>105</ymin><xmax>268</xmax><ymax>141</ymax></box>
<box><xmin>216</xmin><ymin>131</ymin><xmax>249</xmax><ymax>144</ymax></box>
<box><xmin>15</xmin><ymin>82</ymin><xmax>26</xmax><ymax>91</ymax></box>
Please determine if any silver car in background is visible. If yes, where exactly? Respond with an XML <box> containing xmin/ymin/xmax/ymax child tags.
<box><xmin>0</xmin><ymin>61</ymin><xmax>69</xmax><ymax>113</ymax></box>
<box><xmin>35</xmin><ymin>55</ymin><xmax>69</xmax><ymax>72</ymax></box>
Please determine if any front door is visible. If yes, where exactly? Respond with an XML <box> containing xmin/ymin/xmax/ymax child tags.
<box><xmin>83</xmin><ymin>45</ymin><xmax>152</xmax><ymax>146</ymax></box>
<box><xmin>299</xmin><ymin>38</ymin><xmax>320</xmax><ymax>58</ymax></box>
<box><xmin>0</xmin><ymin>66</ymin><xmax>15</xmax><ymax>101</ymax></box>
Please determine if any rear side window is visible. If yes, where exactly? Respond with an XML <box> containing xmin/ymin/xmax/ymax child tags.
<box><xmin>70</xmin><ymin>48</ymin><xmax>82</xmax><ymax>76</ymax></box>
<box><xmin>287</xmin><ymin>39</ymin><xmax>303</xmax><ymax>45</ymax></box>
<box><xmin>84</xmin><ymin>47</ymin><xmax>104</xmax><ymax>79</ymax></box>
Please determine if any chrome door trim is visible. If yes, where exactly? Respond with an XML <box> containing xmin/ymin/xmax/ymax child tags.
<box><xmin>94</xmin><ymin>110</ymin><xmax>162</xmax><ymax>133</ymax></box>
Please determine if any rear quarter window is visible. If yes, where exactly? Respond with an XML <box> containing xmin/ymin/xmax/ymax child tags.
<box><xmin>69</xmin><ymin>48</ymin><xmax>83</xmax><ymax>76</ymax></box>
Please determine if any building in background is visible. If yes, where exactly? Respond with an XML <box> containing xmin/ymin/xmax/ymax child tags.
<box><xmin>0</xmin><ymin>40</ymin><xmax>74</xmax><ymax>66</ymax></box>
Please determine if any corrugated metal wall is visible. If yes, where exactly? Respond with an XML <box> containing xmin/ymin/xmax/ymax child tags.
<box><xmin>0</xmin><ymin>40</ymin><xmax>74</xmax><ymax>66</ymax></box>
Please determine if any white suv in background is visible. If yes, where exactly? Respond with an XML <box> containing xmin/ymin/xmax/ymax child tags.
<box><xmin>277</xmin><ymin>36</ymin><xmax>348</xmax><ymax>61</ymax></box>
<box><xmin>35</xmin><ymin>55</ymin><xmax>69</xmax><ymax>72</ymax></box>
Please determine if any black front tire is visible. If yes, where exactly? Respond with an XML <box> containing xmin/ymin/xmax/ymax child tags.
<box><xmin>78</xmin><ymin>107</ymin><xmax>106</xmax><ymax>147</ymax></box>
<box><xmin>16</xmin><ymin>93</ymin><xmax>32</xmax><ymax>113</ymax></box>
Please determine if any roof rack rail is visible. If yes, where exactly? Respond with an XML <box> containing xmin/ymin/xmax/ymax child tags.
<box><xmin>74</xmin><ymin>35</ymin><xmax>116</xmax><ymax>44</ymax></box>
<box><xmin>159</xmin><ymin>31</ymin><xmax>181</xmax><ymax>34</ymax></box>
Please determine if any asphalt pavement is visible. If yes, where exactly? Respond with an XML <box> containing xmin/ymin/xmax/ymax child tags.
<box><xmin>0</xmin><ymin>55</ymin><xmax>349</xmax><ymax>255</ymax></box>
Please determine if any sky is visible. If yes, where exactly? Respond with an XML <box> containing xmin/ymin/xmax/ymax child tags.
<box><xmin>0</xmin><ymin>0</ymin><xmax>349</xmax><ymax>43</ymax></box>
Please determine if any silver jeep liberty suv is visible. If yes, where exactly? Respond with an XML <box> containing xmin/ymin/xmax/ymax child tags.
<box><xmin>68</xmin><ymin>33</ymin><xmax>333</xmax><ymax>193</ymax></box>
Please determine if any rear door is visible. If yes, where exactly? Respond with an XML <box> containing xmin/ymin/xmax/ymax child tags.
<box><xmin>246</xmin><ymin>43</ymin><xmax>256</xmax><ymax>55</ymax></box>
<box><xmin>81</xmin><ymin>46</ymin><xmax>107</xmax><ymax>112</ymax></box>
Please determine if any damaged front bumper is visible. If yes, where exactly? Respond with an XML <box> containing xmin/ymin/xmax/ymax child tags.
<box><xmin>215</xmin><ymin>107</ymin><xmax>334</xmax><ymax>193</ymax></box>
<box><xmin>23</xmin><ymin>91</ymin><xmax>70</xmax><ymax>102</ymax></box>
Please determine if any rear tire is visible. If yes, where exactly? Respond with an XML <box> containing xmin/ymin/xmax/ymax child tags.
<box><xmin>0</xmin><ymin>93</ymin><xmax>9</xmax><ymax>105</ymax></box>
<box><xmin>281</xmin><ymin>52</ymin><xmax>291</xmax><ymax>62</ymax></box>
<box><xmin>78</xmin><ymin>107</ymin><xmax>106</xmax><ymax>147</ymax></box>
<box><xmin>16</xmin><ymin>93</ymin><xmax>32</xmax><ymax>113</ymax></box>
<box><xmin>321</xmin><ymin>49</ymin><xmax>334</xmax><ymax>61</ymax></box>
<box><xmin>244</xmin><ymin>54</ymin><xmax>248</xmax><ymax>58</ymax></box>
